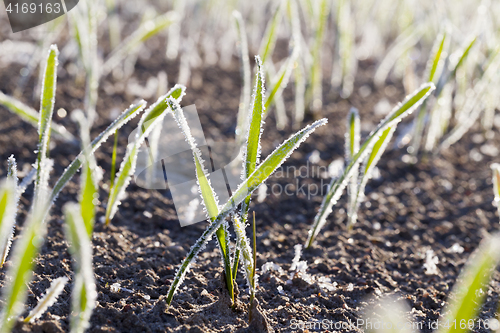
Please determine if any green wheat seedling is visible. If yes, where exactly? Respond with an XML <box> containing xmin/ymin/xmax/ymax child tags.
<box><xmin>0</xmin><ymin>178</ymin><xmax>17</xmax><ymax>269</ymax></box>
<box><xmin>105</xmin><ymin>84</ymin><xmax>186</xmax><ymax>225</ymax></box>
<box><xmin>64</xmin><ymin>203</ymin><xmax>97</xmax><ymax>333</ymax></box>
<box><xmin>306</xmin><ymin>0</ymin><xmax>329</xmax><ymax>115</ymax></box>
<box><xmin>68</xmin><ymin>5</ymin><xmax>177</xmax><ymax>125</ymax></box>
<box><xmin>233</xmin><ymin>10</ymin><xmax>252</xmax><ymax>145</ymax></box>
<box><xmin>439</xmin><ymin>46</ymin><xmax>500</xmax><ymax>152</ymax></box>
<box><xmin>287</xmin><ymin>0</ymin><xmax>306</xmax><ymax>127</ymax></box>
<box><xmin>491</xmin><ymin>163</ymin><xmax>500</xmax><ymax>220</ymax></box>
<box><xmin>258</xmin><ymin>2</ymin><xmax>283</xmax><ymax>66</ymax></box>
<box><xmin>105</xmin><ymin>0</ymin><xmax>121</xmax><ymax>49</ymax></box>
<box><xmin>363</xmin><ymin>232</ymin><xmax>500</xmax><ymax>333</ymax></box>
<box><xmin>0</xmin><ymin>45</ymin><xmax>59</xmax><ymax>333</ymax></box>
<box><xmin>165</xmin><ymin>96</ymin><xmax>236</xmax><ymax>304</ymax></box>
<box><xmin>257</xmin><ymin>2</ymin><xmax>291</xmax><ymax>130</ymax></box>
<box><xmin>67</xmin><ymin>111</ymin><xmax>101</xmax><ymax>333</ymax></box>
<box><xmin>248</xmin><ymin>211</ymin><xmax>258</xmax><ymax>321</ymax></box>
<box><xmin>424</xmin><ymin>36</ymin><xmax>477</xmax><ymax>152</ymax></box>
<box><xmin>69</xmin><ymin>0</ymin><xmax>99</xmax><ymax>123</ymax></box>
<box><xmin>0</xmin><ymin>43</ymin><xmax>160</xmax><ymax>332</ymax></box>
<box><xmin>72</xmin><ymin>110</ymin><xmax>101</xmax><ymax>235</ymax></box>
<box><xmin>332</xmin><ymin>0</ymin><xmax>357</xmax><ymax>98</ymax></box>
<box><xmin>164</xmin><ymin>73</ymin><xmax>327</xmax><ymax>308</ymax></box>
<box><xmin>264</xmin><ymin>43</ymin><xmax>300</xmax><ymax>120</ymax></box>
<box><xmin>232</xmin><ymin>57</ymin><xmax>266</xmax><ymax>297</ymax></box>
<box><xmin>374</xmin><ymin>24</ymin><xmax>424</xmax><ymax>87</ymax></box>
<box><xmin>23</xmin><ymin>277</ymin><xmax>68</xmax><ymax>323</ymax></box>
<box><xmin>0</xmin><ymin>91</ymin><xmax>74</xmax><ymax>142</ymax></box>
<box><xmin>46</xmin><ymin>99</ymin><xmax>147</xmax><ymax>220</ymax></box>
<box><xmin>0</xmin><ymin>157</ymin><xmax>20</xmax><ymax>267</ymax></box>
<box><xmin>342</xmin><ymin>107</ymin><xmax>396</xmax><ymax>229</ymax></box>
<box><xmin>306</xmin><ymin>83</ymin><xmax>435</xmax><ymax>248</ymax></box>
<box><xmin>101</xmin><ymin>11</ymin><xmax>179</xmax><ymax>77</ymax></box>
<box><xmin>410</xmin><ymin>28</ymin><xmax>450</xmax><ymax>158</ymax></box>
<box><xmin>345</xmin><ymin>108</ymin><xmax>360</xmax><ymax>228</ymax></box>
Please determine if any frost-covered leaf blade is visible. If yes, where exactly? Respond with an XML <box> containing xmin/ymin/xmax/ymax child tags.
<box><xmin>245</xmin><ymin>56</ymin><xmax>266</xmax><ymax>178</ymax></box>
<box><xmin>105</xmin><ymin>85</ymin><xmax>186</xmax><ymax>224</ymax></box>
<box><xmin>234</xmin><ymin>57</ymin><xmax>265</xmax><ymax>279</ymax></box>
<box><xmin>24</xmin><ymin>277</ymin><xmax>68</xmax><ymax>323</ymax></box>
<box><xmin>49</xmin><ymin>100</ymin><xmax>147</xmax><ymax>211</ymax></box>
<box><xmin>0</xmin><ymin>92</ymin><xmax>73</xmax><ymax>141</ymax></box>
<box><xmin>348</xmin><ymin>126</ymin><xmax>395</xmax><ymax>229</ymax></box>
<box><xmin>64</xmin><ymin>203</ymin><xmax>96</xmax><ymax>333</ymax></box>
<box><xmin>436</xmin><ymin>233</ymin><xmax>500</xmax><ymax>333</ymax></box>
<box><xmin>491</xmin><ymin>164</ymin><xmax>500</xmax><ymax>219</ymax></box>
<box><xmin>307</xmin><ymin>83</ymin><xmax>435</xmax><ymax>247</ymax></box>
<box><xmin>0</xmin><ymin>195</ymin><xmax>50</xmax><ymax>333</ymax></box>
<box><xmin>264</xmin><ymin>45</ymin><xmax>299</xmax><ymax>110</ymax></box>
<box><xmin>165</xmin><ymin>118</ymin><xmax>327</xmax><ymax>306</ymax></box>
<box><xmin>346</xmin><ymin>108</ymin><xmax>360</xmax><ymax>225</ymax></box>
<box><xmin>0</xmin><ymin>179</ymin><xmax>17</xmax><ymax>268</ymax></box>
<box><xmin>72</xmin><ymin>111</ymin><xmax>100</xmax><ymax>236</ymax></box>
<box><xmin>35</xmin><ymin>45</ymin><xmax>58</xmax><ymax>202</ymax></box>
<box><xmin>166</xmin><ymin>97</ymin><xmax>234</xmax><ymax>303</ymax></box>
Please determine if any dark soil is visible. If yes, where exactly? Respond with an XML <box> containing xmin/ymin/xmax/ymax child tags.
<box><xmin>0</xmin><ymin>20</ymin><xmax>499</xmax><ymax>333</ymax></box>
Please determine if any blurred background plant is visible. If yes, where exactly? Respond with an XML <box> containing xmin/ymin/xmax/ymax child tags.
<box><xmin>2</xmin><ymin>0</ymin><xmax>499</xmax><ymax>139</ymax></box>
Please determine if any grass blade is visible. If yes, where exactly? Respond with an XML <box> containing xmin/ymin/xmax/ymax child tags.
<box><xmin>0</xmin><ymin>179</ymin><xmax>17</xmax><ymax>269</ymax></box>
<box><xmin>233</xmin><ymin>214</ymin><xmax>254</xmax><ymax>296</ymax></box>
<box><xmin>258</xmin><ymin>2</ymin><xmax>283</xmax><ymax>64</ymax></box>
<box><xmin>233</xmin><ymin>11</ymin><xmax>252</xmax><ymax>145</ymax></box>
<box><xmin>105</xmin><ymin>85</ymin><xmax>186</xmax><ymax>224</ymax></box>
<box><xmin>102</xmin><ymin>12</ymin><xmax>179</xmax><ymax>77</ymax></box>
<box><xmin>165</xmin><ymin>118</ymin><xmax>327</xmax><ymax>306</ymax></box>
<box><xmin>491</xmin><ymin>163</ymin><xmax>500</xmax><ymax>220</ymax></box>
<box><xmin>24</xmin><ymin>277</ymin><xmax>68</xmax><ymax>323</ymax></box>
<box><xmin>110</xmin><ymin>130</ymin><xmax>119</xmax><ymax>190</ymax></box>
<box><xmin>244</xmin><ymin>57</ymin><xmax>266</xmax><ymax>179</ymax></box>
<box><xmin>374</xmin><ymin>25</ymin><xmax>424</xmax><ymax>87</ymax></box>
<box><xmin>448</xmin><ymin>37</ymin><xmax>477</xmax><ymax>83</ymax></box>
<box><xmin>166</xmin><ymin>97</ymin><xmax>234</xmax><ymax>303</ymax></box>
<box><xmin>347</xmin><ymin>126</ymin><xmax>395</xmax><ymax>229</ymax></box>
<box><xmin>72</xmin><ymin>111</ymin><xmax>101</xmax><ymax>236</ymax></box>
<box><xmin>333</xmin><ymin>0</ymin><xmax>356</xmax><ymax>98</ymax></box>
<box><xmin>0</xmin><ymin>175</ymin><xmax>51</xmax><ymax>333</ymax></box>
<box><xmin>307</xmin><ymin>0</ymin><xmax>329</xmax><ymax>114</ymax></box>
<box><xmin>436</xmin><ymin>233</ymin><xmax>500</xmax><ymax>333</ymax></box>
<box><xmin>439</xmin><ymin>48</ymin><xmax>500</xmax><ymax>151</ymax></box>
<box><xmin>0</xmin><ymin>157</ymin><xmax>19</xmax><ymax>267</ymax></box>
<box><xmin>264</xmin><ymin>45</ymin><xmax>299</xmax><ymax>111</ymax></box>
<box><xmin>35</xmin><ymin>45</ymin><xmax>58</xmax><ymax>203</ymax></box>
<box><xmin>248</xmin><ymin>211</ymin><xmax>257</xmax><ymax>320</ymax></box>
<box><xmin>233</xmin><ymin>56</ymin><xmax>266</xmax><ymax>280</ymax></box>
<box><xmin>64</xmin><ymin>203</ymin><xmax>97</xmax><ymax>333</ymax></box>
<box><xmin>411</xmin><ymin>29</ymin><xmax>449</xmax><ymax>157</ymax></box>
<box><xmin>306</xmin><ymin>83</ymin><xmax>435</xmax><ymax>247</ymax></box>
<box><xmin>48</xmin><ymin>100</ymin><xmax>147</xmax><ymax>214</ymax></box>
<box><xmin>0</xmin><ymin>92</ymin><xmax>74</xmax><ymax>142</ymax></box>
<box><xmin>346</xmin><ymin>108</ymin><xmax>360</xmax><ymax>226</ymax></box>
